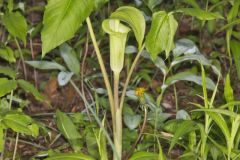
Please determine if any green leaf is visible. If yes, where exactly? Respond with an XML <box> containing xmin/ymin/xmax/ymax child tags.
<box><xmin>124</xmin><ymin>114</ymin><xmax>141</xmax><ymax>130</ymax></box>
<box><xmin>207</xmin><ymin>112</ymin><xmax>231</xmax><ymax>143</ymax></box>
<box><xmin>2</xmin><ymin>12</ymin><xmax>27</xmax><ymax>44</ymax></box>
<box><xmin>17</xmin><ymin>79</ymin><xmax>45</xmax><ymax>102</ymax></box>
<box><xmin>176</xmin><ymin>8</ymin><xmax>224</xmax><ymax>20</ymax></box>
<box><xmin>182</xmin><ymin>0</ymin><xmax>200</xmax><ymax>8</ymax></box>
<box><xmin>7</xmin><ymin>0</ymin><xmax>13</xmax><ymax>12</ymax></box>
<box><xmin>44</xmin><ymin>153</ymin><xmax>94</xmax><ymax>160</ymax></box>
<box><xmin>56</xmin><ymin>110</ymin><xmax>82</xmax><ymax>152</ymax></box>
<box><xmin>0</xmin><ymin>66</ymin><xmax>16</xmax><ymax>79</ymax></box>
<box><xmin>3</xmin><ymin>113</ymin><xmax>34</xmax><ymax>135</ymax></box>
<box><xmin>94</xmin><ymin>0</ymin><xmax>108</xmax><ymax>9</ymax></box>
<box><xmin>110</xmin><ymin>6</ymin><xmax>146</xmax><ymax>48</ymax></box>
<box><xmin>26</xmin><ymin>60</ymin><xmax>66</xmax><ymax>71</ymax></box>
<box><xmin>0</xmin><ymin>47</ymin><xmax>16</xmax><ymax>62</ymax></box>
<box><xmin>41</xmin><ymin>0</ymin><xmax>94</xmax><ymax>56</ymax></box>
<box><xmin>60</xmin><ymin>43</ymin><xmax>80</xmax><ymax>75</ymax></box>
<box><xmin>171</xmin><ymin>54</ymin><xmax>221</xmax><ymax>76</ymax></box>
<box><xmin>169</xmin><ymin>120</ymin><xmax>199</xmax><ymax>151</ymax></box>
<box><xmin>224</xmin><ymin>74</ymin><xmax>234</xmax><ymax>103</ymax></box>
<box><xmin>164</xmin><ymin>71</ymin><xmax>216</xmax><ymax>91</ymax></box>
<box><xmin>0</xmin><ymin>78</ymin><xmax>17</xmax><ymax>97</ymax></box>
<box><xmin>129</xmin><ymin>151</ymin><xmax>159</xmax><ymax>160</ymax></box>
<box><xmin>230</xmin><ymin>40</ymin><xmax>240</xmax><ymax>79</ymax></box>
<box><xmin>173</xmin><ymin>38</ymin><xmax>200</xmax><ymax>57</ymax></box>
<box><xmin>146</xmin><ymin>11</ymin><xmax>178</xmax><ymax>60</ymax></box>
<box><xmin>144</xmin><ymin>0</ymin><xmax>163</xmax><ymax>11</ymax></box>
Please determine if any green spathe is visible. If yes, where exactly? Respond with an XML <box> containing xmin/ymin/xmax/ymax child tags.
<box><xmin>102</xmin><ymin>19</ymin><xmax>130</xmax><ymax>73</ymax></box>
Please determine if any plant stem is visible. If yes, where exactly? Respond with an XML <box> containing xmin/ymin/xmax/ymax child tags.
<box><xmin>113</xmin><ymin>72</ymin><xmax>121</xmax><ymax>160</ymax></box>
<box><xmin>114</xmin><ymin>108</ymin><xmax>122</xmax><ymax>160</ymax></box>
<box><xmin>119</xmin><ymin>44</ymin><xmax>145</xmax><ymax>110</ymax></box>
<box><xmin>86</xmin><ymin>17</ymin><xmax>115</xmax><ymax>126</ymax></box>
<box><xmin>29</xmin><ymin>38</ymin><xmax>38</xmax><ymax>87</ymax></box>
<box><xmin>12</xmin><ymin>133</ymin><xmax>19</xmax><ymax>160</ymax></box>
<box><xmin>14</xmin><ymin>38</ymin><xmax>27</xmax><ymax>80</ymax></box>
<box><xmin>173</xmin><ymin>84</ymin><xmax>178</xmax><ymax>111</ymax></box>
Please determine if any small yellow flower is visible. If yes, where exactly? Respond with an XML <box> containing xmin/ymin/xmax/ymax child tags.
<box><xmin>135</xmin><ymin>87</ymin><xmax>145</xmax><ymax>97</ymax></box>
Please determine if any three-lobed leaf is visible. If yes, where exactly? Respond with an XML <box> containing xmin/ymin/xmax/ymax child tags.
<box><xmin>146</xmin><ymin>11</ymin><xmax>178</xmax><ymax>60</ymax></box>
<box><xmin>41</xmin><ymin>0</ymin><xmax>94</xmax><ymax>56</ymax></box>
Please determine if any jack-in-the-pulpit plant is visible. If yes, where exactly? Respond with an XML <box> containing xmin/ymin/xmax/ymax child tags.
<box><xmin>102</xmin><ymin>19</ymin><xmax>131</xmax><ymax>160</ymax></box>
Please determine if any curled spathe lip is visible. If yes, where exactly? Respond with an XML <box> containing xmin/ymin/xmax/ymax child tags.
<box><xmin>102</xmin><ymin>19</ymin><xmax>130</xmax><ymax>35</ymax></box>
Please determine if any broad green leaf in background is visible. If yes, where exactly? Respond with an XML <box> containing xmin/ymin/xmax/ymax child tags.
<box><xmin>176</xmin><ymin>110</ymin><xmax>191</xmax><ymax>120</ymax></box>
<box><xmin>171</xmin><ymin>54</ymin><xmax>221</xmax><ymax>76</ymax></box>
<box><xmin>141</xmin><ymin>50</ymin><xmax>168</xmax><ymax>75</ymax></box>
<box><xmin>2</xmin><ymin>12</ymin><xmax>27</xmax><ymax>44</ymax></box>
<box><xmin>44</xmin><ymin>153</ymin><xmax>94</xmax><ymax>160</ymax></box>
<box><xmin>146</xmin><ymin>11</ymin><xmax>178</xmax><ymax>60</ymax></box>
<box><xmin>224</xmin><ymin>74</ymin><xmax>234</xmax><ymax>103</ymax></box>
<box><xmin>206</xmin><ymin>112</ymin><xmax>231</xmax><ymax>146</ymax></box>
<box><xmin>0</xmin><ymin>66</ymin><xmax>16</xmax><ymax>79</ymax></box>
<box><xmin>176</xmin><ymin>8</ymin><xmax>224</xmax><ymax>20</ymax></box>
<box><xmin>0</xmin><ymin>78</ymin><xmax>17</xmax><ymax>97</ymax></box>
<box><xmin>110</xmin><ymin>6</ymin><xmax>146</xmax><ymax>48</ymax></box>
<box><xmin>230</xmin><ymin>40</ymin><xmax>240</xmax><ymax>79</ymax></box>
<box><xmin>173</xmin><ymin>38</ymin><xmax>200</xmax><ymax>57</ymax></box>
<box><xmin>57</xmin><ymin>71</ymin><xmax>74</xmax><ymax>86</ymax></box>
<box><xmin>171</xmin><ymin>54</ymin><xmax>210</xmax><ymax>66</ymax></box>
<box><xmin>3</xmin><ymin>113</ymin><xmax>36</xmax><ymax>135</ymax></box>
<box><xmin>60</xmin><ymin>43</ymin><xmax>80</xmax><ymax>75</ymax></box>
<box><xmin>181</xmin><ymin>0</ymin><xmax>200</xmax><ymax>8</ymax></box>
<box><xmin>144</xmin><ymin>0</ymin><xmax>163</xmax><ymax>11</ymax></box>
<box><xmin>94</xmin><ymin>0</ymin><xmax>108</xmax><ymax>9</ymax></box>
<box><xmin>124</xmin><ymin>114</ymin><xmax>141</xmax><ymax>130</ymax></box>
<box><xmin>163</xmin><ymin>71</ymin><xmax>216</xmax><ymax>91</ymax></box>
<box><xmin>41</xmin><ymin>0</ymin><xmax>94</xmax><ymax>56</ymax></box>
<box><xmin>129</xmin><ymin>151</ymin><xmax>159</xmax><ymax>160</ymax></box>
<box><xmin>0</xmin><ymin>47</ymin><xmax>16</xmax><ymax>62</ymax></box>
<box><xmin>17</xmin><ymin>79</ymin><xmax>45</xmax><ymax>102</ymax></box>
<box><xmin>226</xmin><ymin>0</ymin><xmax>240</xmax><ymax>62</ymax></box>
<box><xmin>26</xmin><ymin>61</ymin><xmax>66</xmax><ymax>71</ymax></box>
<box><xmin>169</xmin><ymin>120</ymin><xmax>199</xmax><ymax>151</ymax></box>
<box><xmin>7</xmin><ymin>0</ymin><xmax>13</xmax><ymax>12</ymax></box>
<box><xmin>56</xmin><ymin>110</ymin><xmax>82</xmax><ymax>152</ymax></box>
